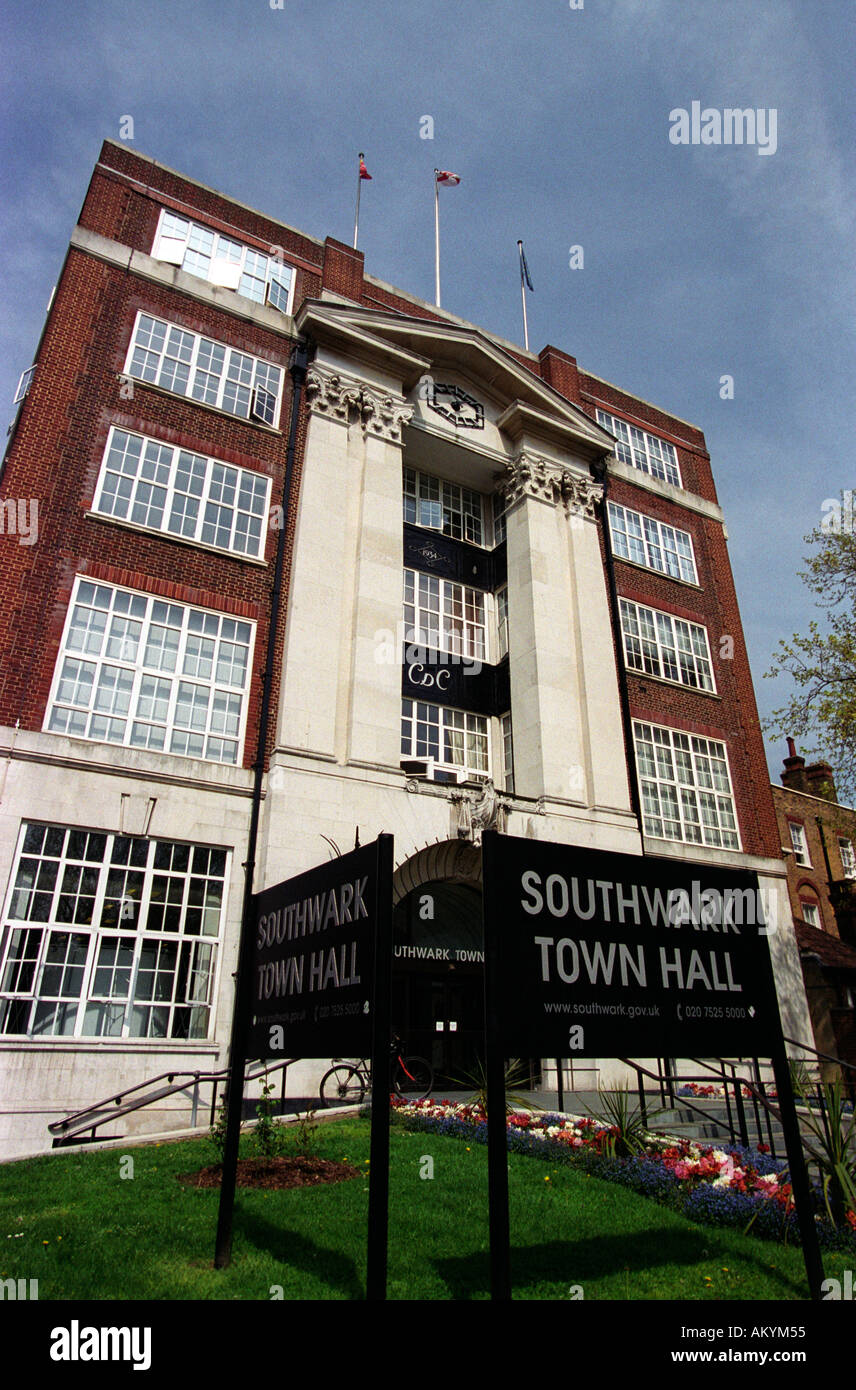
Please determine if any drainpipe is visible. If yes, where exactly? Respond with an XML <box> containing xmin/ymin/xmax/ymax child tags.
<box><xmin>215</xmin><ymin>336</ymin><xmax>312</xmax><ymax>1267</ymax></box>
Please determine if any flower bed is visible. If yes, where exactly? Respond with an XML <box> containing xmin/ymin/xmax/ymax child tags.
<box><xmin>391</xmin><ymin>1097</ymin><xmax>856</xmax><ymax>1251</ymax></box>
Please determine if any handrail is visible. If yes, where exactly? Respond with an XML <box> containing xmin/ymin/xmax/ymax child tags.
<box><xmin>783</xmin><ymin>1035</ymin><xmax>856</xmax><ymax>1076</ymax></box>
<box><xmin>48</xmin><ymin>1056</ymin><xmax>299</xmax><ymax>1141</ymax></box>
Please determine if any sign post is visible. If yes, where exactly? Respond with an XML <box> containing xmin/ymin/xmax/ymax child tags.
<box><xmin>217</xmin><ymin>834</ymin><xmax>394</xmax><ymax>1297</ymax></box>
<box><xmin>481</xmin><ymin>830</ymin><xmax>825</xmax><ymax>1301</ymax></box>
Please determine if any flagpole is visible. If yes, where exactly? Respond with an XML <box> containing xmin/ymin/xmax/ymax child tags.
<box><xmin>433</xmin><ymin>171</ymin><xmax>441</xmax><ymax>307</ymax></box>
<box><xmin>517</xmin><ymin>240</ymin><xmax>530</xmax><ymax>351</ymax></box>
<box><xmin>353</xmin><ymin>152</ymin><xmax>365</xmax><ymax>249</ymax></box>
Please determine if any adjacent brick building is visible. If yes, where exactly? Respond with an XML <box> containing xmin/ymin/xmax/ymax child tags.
<box><xmin>0</xmin><ymin>141</ymin><xmax>813</xmax><ymax>1156</ymax></box>
<box><xmin>772</xmin><ymin>740</ymin><xmax>856</xmax><ymax>1086</ymax></box>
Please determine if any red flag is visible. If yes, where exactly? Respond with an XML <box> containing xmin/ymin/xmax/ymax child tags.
<box><xmin>359</xmin><ymin>158</ymin><xmax>372</xmax><ymax>181</ymax></box>
<box><xmin>435</xmin><ymin>170</ymin><xmax>460</xmax><ymax>186</ymax></box>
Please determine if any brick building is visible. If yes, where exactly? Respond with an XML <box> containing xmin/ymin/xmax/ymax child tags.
<box><xmin>0</xmin><ymin>141</ymin><xmax>813</xmax><ymax>1156</ymax></box>
<box><xmin>772</xmin><ymin>741</ymin><xmax>856</xmax><ymax>1084</ymax></box>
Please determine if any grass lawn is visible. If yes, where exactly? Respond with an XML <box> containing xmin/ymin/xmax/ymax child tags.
<box><xmin>0</xmin><ymin>1117</ymin><xmax>846</xmax><ymax>1300</ymax></box>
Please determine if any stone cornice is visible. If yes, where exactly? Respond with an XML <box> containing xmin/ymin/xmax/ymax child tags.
<box><xmin>305</xmin><ymin>365</ymin><xmax>412</xmax><ymax>442</ymax></box>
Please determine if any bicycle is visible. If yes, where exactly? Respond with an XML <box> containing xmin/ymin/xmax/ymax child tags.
<box><xmin>319</xmin><ymin>1046</ymin><xmax>434</xmax><ymax>1107</ymax></box>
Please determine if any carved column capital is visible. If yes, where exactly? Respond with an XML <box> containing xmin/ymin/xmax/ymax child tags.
<box><xmin>305</xmin><ymin>365</ymin><xmax>412</xmax><ymax>441</ymax></box>
<box><xmin>499</xmin><ymin>452</ymin><xmax>603</xmax><ymax>520</ymax></box>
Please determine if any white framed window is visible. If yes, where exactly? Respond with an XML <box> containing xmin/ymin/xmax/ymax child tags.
<box><xmin>93</xmin><ymin>427</ymin><xmax>270</xmax><ymax>559</ymax></box>
<box><xmin>152</xmin><ymin>209</ymin><xmax>295</xmax><ymax>313</ymax></box>
<box><xmin>619</xmin><ymin>598</ymin><xmax>714</xmax><ymax>692</ymax></box>
<box><xmin>493</xmin><ymin>492</ymin><xmax>508</xmax><ymax>546</ymax></box>
<box><xmin>403</xmin><ymin>569</ymin><xmax>487</xmax><ymax>662</ymax></box>
<box><xmin>45</xmin><ymin>578</ymin><xmax>254</xmax><ymax>766</ymax></box>
<box><xmin>14</xmin><ymin>365</ymin><xmax>36</xmax><ymax>404</ymax></box>
<box><xmin>403</xmin><ymin>467</ymin><xmax>484</xmax><ymax>546</ymax></box>
<box><xmin>0</xmin><ymin>822</ymin><xmax>227</xmax><ymax>1038</ymax></box>
<box><xmin>501</xmin><ymin>712</ymin><xmax>514</xmax><ymax>793</ymax></box>
<box><xmin>788</xmin><ymin>821</ymin><xmax>810</xmax><ymax>866</ymax></box>
<box><xmin>401</xmin><ymin>699</ymin><xmax>489</xmax><ymax>779</ymax></box>
<box><xmin>597</xmin><ymin>410</ymin><xmax>681</xmax><ymax>488</ymax></box>
<box><xmin>496</xmin><ymin>586</ymin><xmax>509</xmax><ymax>660</ymax></box>
<box><xmin>838</xmin><ymin>837</ymin><xmax>856</xmax><ymax>879</ymax></box>
<box><xmin>634</xmin><ymin>720</ymin><xmax>740</xmax><ymax>850</ymax></box>
<box><xmin>607</xmin><ymin>501</ymin><xmax>697</xmax><ymax>584</ymax></box>
<box><xmin>125</xmin><ymin>312</ymin><xmax>283</xmax><ymax>425</ymax></box>
<box><xmin>800</xmin><ymin>901</ymin><xmax>821</xmax><ymax>929</ymax></box>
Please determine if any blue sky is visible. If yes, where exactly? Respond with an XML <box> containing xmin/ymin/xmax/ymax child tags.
<box><xmin>1</xmin><ymin>0</ymin><xmax>854</xmax><ymax>786</ymax></box>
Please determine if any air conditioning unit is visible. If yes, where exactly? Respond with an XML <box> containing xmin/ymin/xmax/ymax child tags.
<box><xmin>431</xmin><ymin>766</ymin><xmax>469</xmax><ymax>786</ymax></box>
<box><xmin>401</xmin><ymin>757</ymin><xmax>434</xmax><ymax>779</ymax></box>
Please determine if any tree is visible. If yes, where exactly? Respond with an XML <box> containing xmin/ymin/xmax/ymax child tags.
<box><xmin>765</xmin><ymin>515</ymin><xmax>856</xmax><ymax>803</ymax></box>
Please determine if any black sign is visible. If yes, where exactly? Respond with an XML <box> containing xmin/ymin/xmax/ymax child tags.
<box><xmin>482</xmin><ymin>832</ymin><xmax>782</xmax><ymax>1057</ymax></box>
<box><xmin>249</xmin><ymin>839</ymin><xmax>389</xmax><ymax>1058</ymax></box>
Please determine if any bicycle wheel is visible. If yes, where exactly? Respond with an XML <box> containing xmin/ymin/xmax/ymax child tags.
<box><xmin>319</xmin><ymin>1064</ymin><xmax>365</xmax><ymax>1107</ymax></box>
<box><xmin>394</xmin><ymin>1055</ymin><xmax>434</xmax><ymax>1100</ymax></box>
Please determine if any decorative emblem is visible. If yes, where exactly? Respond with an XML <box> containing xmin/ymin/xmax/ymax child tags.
<box><xmin>450</xmin><ymin>779</ymin><xmax>512</xmax><ymax>844</ymax></box>
<box><xmin>428</xmin><ymin>383</ymin><xmax>484</xmax><ymax>430</ymax></box>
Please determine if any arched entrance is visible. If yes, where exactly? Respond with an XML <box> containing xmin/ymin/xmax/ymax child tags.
<box><xmin>391</xmin><ymin>842</ymin><xmax>485</xmax><ymax>1087</ymax></box>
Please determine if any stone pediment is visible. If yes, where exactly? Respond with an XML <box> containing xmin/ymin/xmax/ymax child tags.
<box><xmin>294</xmin><ymin>299</ymin><xmax>614</xmax><ymax>462</ymax></box>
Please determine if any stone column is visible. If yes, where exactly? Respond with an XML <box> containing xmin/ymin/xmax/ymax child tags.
<box><xmin>502</xmin><ymin>451</ymin><xmax>631</xmax><ymax>812</ymax></box>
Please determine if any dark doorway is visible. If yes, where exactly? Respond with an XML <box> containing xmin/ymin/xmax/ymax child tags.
<box><xmin>392</xmin><ymin>880</ymin><xmax>485</xmax><ymax>1087</ymax></box>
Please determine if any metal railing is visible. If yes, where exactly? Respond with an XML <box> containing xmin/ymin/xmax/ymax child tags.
<box><xmin>47</xmin><ymin>1057</ymin><xmax>299</xmax><ymax>1146</ymax></box>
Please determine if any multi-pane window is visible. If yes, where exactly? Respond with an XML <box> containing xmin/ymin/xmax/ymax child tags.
<box><xmin>597</xmin><ymin>410</ymin><xmax>681</xmax><ymax>488</ymax></box>
<box><xmin>403</xmin><ymin>570</ymin><xmax>487</xmax><ymax>662</ymax></box>
<box><xmin>501</xmin><ymin>712</ymin><xmax>514</xmax><ymax>793</ymax></box>
<box><xmin>788</xmin><ymin>822</ymin><xmax>810</xmax><ymax>866</ymax></box>
<box><xmin>94</xmin><ymin>428</ymin><xmax>270</xmax><ymax>559</ymax></box>
<box><xmin>800</xmin><ymin>901</ymin><xmax>821</xmax><ymax>929</ymax></box>
<box><xmin>0</xmin><ymin>823</ymin><xmax>226</xmax><ymax>1038</ymax></box>
<box><xmin>838</xmin><ymin>838</ymin><xmax>856</xmax><ymax>879</ymax></box>
<box><xmin>401</xmin><ymin>699</ymin><xmax>489</xmax><ymax>778</ymax></box>
<box><xmin>496</xmin><ymin>586</ymin><xmax>509</xmax><ymax>660</ymax></box>
<box><xmin>608</xmin><ymin>502</ymin><xmax>697</xmax><ymax>584</ymax></box>
<box><xmin>152</xmin><ymin>210</ymin><xmax>295</xmax><ymax>312</ymax></box>
<box><xmin>634</xmin><ymin>721</ymin><xmax>740</xmax><ymax>850</ymax></box>
<box><xmin>45</xmin><ymin>579</ymin><xmax>253</xmax><ymax>765</ymax></box>
<box><xmin>619</xmin><ymin>599</ymin><xmax>714</xmax><ymax>691</ymax></box>
<box><xmin>125</xmin><ymin>313</ymin><xmax>283</xmax><ymax>425</ymax></box>
<box><xmin>403</xmin><ymin>467</ymin><xmax>484</xmax><ymax>546</ymax></box>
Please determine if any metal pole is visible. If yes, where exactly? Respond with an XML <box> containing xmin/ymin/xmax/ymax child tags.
<box><xmin>771</xmin><ymin>1048</ymin><xmax>825</xmax><ymax>1300</ymax></box>
<box><xmin>556</xmin><ymin>1058</ymin><xmax>564</xmax><ymax>1114</ymax></box>
<box><xmin>214</xmin><ymin>339</ymin><xmax>311</xmax><ymax>1270</ymax></box>
<box><xmin>517</xmin><ymin>242</ymin><xmax>529</xmax><ymax>352</ymax></box>
<box><xmin>433</xmin><ymin>172</ymin><xmax>441</xmax><ymax>307</ymax></box>
<box><xmin>353</xmin><ymin>153</ymin><xmax>364</xmax><ymax>250</ymax></box>
<box><xmin>366</xmin><ymin>833</ymin><xmax>394</xmax><ymax>1300</ymax></box>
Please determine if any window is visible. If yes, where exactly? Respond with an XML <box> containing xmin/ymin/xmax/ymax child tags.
<box><xmin>838</xmin><ymin>838</ymin><xmax>856</xmax><ymax>879</ymax></box>
<box><xmin>597</xmin><ymin>410</ymin><xmax>681</xmax><ymax>488</ymax></box>
<box><xmin>619</xmin><ymin>599</ymin><xmax>714</xmax><ymax>691</ymax></box>
<box><xmin>93</xmin><ymin>428</ymin><xmax>270</xmax><ymax>559</ymax></box>
<box><xmin>14</xmin><ymin>365</ymin><xmax>36</xmax><ymax>404</ymax></box>
<box><xmin>608</xmin><ymin>502</ymin><xmax>697</xmax><ymax>584</ymax></box>
<box><xmin>800</xmin><ymin>901</ymin><xmax>821</xmax><ymax>929</ymax></box>
<box><xmin>401</xmin><ymin>699</ymin><xmax>489</xmax><ymax>779</ymax></box>
<box><xmin>403</xmin><ymin>570</ymin><xmax>487</xmax><ymax>662</ymax></box>
<box><xmin>125</xmin><ymin>313</ymin><xmax>283</xmax><ymax>425</ymax></box>
<box><xmin>788</xmin><ymin>822</ymin><xmax>810</xmax><ymax>866</ymax></box>
<box><xmin>403</xmin><ymin>467</ymin><xmax>484</xmax><ymax>546</ymax></box>
<box><xmin>634</xmin><ymin>721</ymin><xmax>740</xmax><ymax>850</ymax></box>
<box><xmin>501</xmin><ymin>712</ymin><xmax>514</xmax><ymax>793</ymax></box>
<box><xmin>45</xmin><ymin>578</ymin><xmax>254</xmax><ymax>766</ymax></box>
<box><xmin>0</xmin><ymin>823</ymin><xmax>226</xmax><ymax>1038</ymax></box>
<box><xmin>496</xmin><ymin>586</ymin><xmax>509</xmax><ymax>660</ymax></box>
<box><xmin>152</xmin><ymin>210</ymin><xmax>295</xmax><ymax>313</ymax></box>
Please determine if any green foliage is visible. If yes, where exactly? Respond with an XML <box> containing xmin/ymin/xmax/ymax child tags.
<box><xmin>209</xmin><ymin>1092</ymin><xmax>230</xmax><ymax>1165</ymax></box>
<box><xmin>791</xmin><ymin>1074</ymin><xmax>856</xmax><ymax>1227</ymax></box>
<box><xmin>765</xmin><ymin>523</ymin><xmax>856</xmax><ymax>801</ymax></box>
<box><xmin>293</xmin><ymin>1104</ymin><xmax>320</xmax><ymax>1158</ymax></box>
<box><xmin>454</xmin><ymin>1057</ymin><xmax>542</xmax><ymax>1117</ymax></box>
<box><xmin>253</xmin><ymin>1075</ymin><xmax>285</xmax><ymax>1159</ymax></box>
<box><xmin>582</xmin><ymin>1084</ymin><xmax>661</xmax><ymax>1157</ymax></box>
